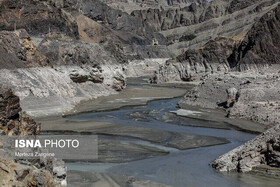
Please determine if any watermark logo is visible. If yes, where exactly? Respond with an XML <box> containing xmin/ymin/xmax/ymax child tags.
<box><xmin>1</xmin><ymin>135</ymin><xmax>98</xmax><ymax>160</ymax></box>
<box><xmin>15</xmin><ymin>139</ymin><xmax>80</xmax><ymax>148</ymax></box>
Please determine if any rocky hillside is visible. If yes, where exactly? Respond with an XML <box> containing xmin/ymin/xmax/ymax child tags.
<box><xmin>0</xmin><ymin>0</ymin><xmax>279</xmax><ymax>117</ymax></box>
<box><xmin>0</xmin><ymin>29</ymin><xmax>48</xmax><ymax>69</ymax></box>
<box><xmin>0</xmin><ymin>0</ymin><xmax>79</xmax><ymax>38</ymax></box>
<box><xmin>230</xmin><ymin>2</ymin><xmax>280</xmax><ymax>71</ymax></box>
<box><xmin>154</xmin><ymin>1</ymin><xmax>280</xmax><ymax>82</ymax></box>
<box><xmin>0</xmin><ymin>87</ymin><xmax>66</xmax><ymax>186</ymax></box>
<box><xmin>0</xmin><ymin>29</ymin><xmax>126</xmax><ymax>117</ymax></box>
<box><xmin>99</xmin><ymin>0</ymin><xmax>204</xmax><ymax>13</ymax></box>
<box><xmin>174</xmin><ymin>3</ymin><xmax>280</xmax><ymax>174</ymax></box>
<box><xmin>0</xmin><ymin>0</ymin><xmax>129</xmax><ymax>117</ymax></box>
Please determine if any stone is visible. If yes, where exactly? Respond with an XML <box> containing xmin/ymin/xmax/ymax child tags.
<box><xmin>53</xmin><ymin>166</ymin><xmax>67</xmax><ymax>179</ymax></box>
<box><xmin>0</xmin><ymin>162</ymin><xmax>9</xmax><ymax>173</ymax></box>
<box><xmin>212</xmin><ymin>124</ymin><xmax>280</xmax><ymax>172</ymax></box>
<box><xmin>0</xmin><ymin>87</ymin><xmax>22</xmax><ymax>119</ymax></box>
<box><xmin>226</xmin><ymin>87</ymin><xmax>238</xmax><ymax>108</ymax></box>
<box><xmin>15</xmin><ymin>168</ymin><xmax>30</xmax><ymax>181</ymax></box>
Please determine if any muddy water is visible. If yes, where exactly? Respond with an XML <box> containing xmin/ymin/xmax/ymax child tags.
<box><xmin>66</xmin><ymin>97</ymin><xmax>280</xmax><ymax>187</ymax></box>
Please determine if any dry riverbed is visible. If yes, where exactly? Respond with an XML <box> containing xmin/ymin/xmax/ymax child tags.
<box><xmin>37</xmin><ymin>77</ymin><xmax>274</xmax><ymax>186</ymax></box>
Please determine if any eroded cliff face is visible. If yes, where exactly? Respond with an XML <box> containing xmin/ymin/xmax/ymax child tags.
<box><xmin>0</xmin><ymin>29</ymin><xmax>48</xmax><ymax>69</ymax></box>
<box><xmin>0</xmin><ymin>0</ymin><xmax>79</xmax><ymax>38</ymax></box>
<box><xmin>0</xmin><ymin>87</ymin><xmax>66</xmax><ymax>186</ymax></box>
<box><xmin>0</xmin><ymin>0</ymin><xmax>130</xmax><ymax>117</ymax></box>
<box><xmin>153</xmin><ymin>37</ymin><xmax>236</xmax><ymax>82</ymax></box>
<box><xmin>155</xmin><ymin>2</ymin><xmax>280</xmax><ymax>83</ymax></box>
<box><xmin>60</xmin><ymin>0</ymin><xmax>156</xmax><ymax>45</ymax></box>
<box><xmin>229</xmin><ymin>3</ymin><xmax>280</xmax><ymax>71</ymax></box>
<box><xmin>99</xmin><ymin>0</ymin><xmax>204</xmax><ymax>13</ymax></box>
<box><xmin>0</xmin><ymin>65</ymin><xmax>126</xmax><ymax>117</ymax></box>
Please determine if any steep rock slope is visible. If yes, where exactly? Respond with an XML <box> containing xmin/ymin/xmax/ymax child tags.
<box><xmin>0</xmin><ymin>87</ymin><xmax>66</xmax><ymax>186</ymax></box>
<box><xmin>0</xmin><ymin>30</ymin><xmax>48</xmax><ymax>69</ymax></box>
<box><xmin>38</xmin><ymin>38</ymin><xmax>128</xmax><ymax>66</ymax></box>
<box><xmin>155</xmin><ymin>2</ymin><xmax>280</xmax><ymax>82</ymax></box>
<box><xmin>230</xmin><ymin>3</ymin><xmax>280</xmax><ymax>71</ymax></box>
<box><xmin>0</xmin><ymin>0</ymin><xmax>129</xmax><ymax>117</ymax></box>
<box><xmin>0</xmin><ymin>87</ymin><xmax>39</xmax><ymax>135</ymax></box>
<box><xmin>0</xmin><ymin>0</ymin><xmax>79</xmax><ymax>38</ymax></box>
<box><xmin>153</xmin><ymin>37</ymin><xmax>236</xmax><ymax>82</ymax></box>
<box><xmin>61</xmin><ymin>0</ymin><xmax>155</xmax><ymax>45</ymax></box>
<box><xmin>0</xmin><ymin>65</ymin><xmax>126</xmax><ymax>117</ymax></box>
<box><xmin>163</xmin><ymin>0</ymin><xmax>279</xmax><ymax>54</ymax></box>
<box><xmin>100</xmin><ymin>0</ymin><xmax>204</xmax><ymax>13</ymax></box>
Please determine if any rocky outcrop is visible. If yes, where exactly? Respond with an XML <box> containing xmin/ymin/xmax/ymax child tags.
<box><xmin>0</xmin><ymin>29</ymin><xmax>48</xmax><ymax>69</ymax></box>
<box><xmin>211</xmin><ymin>124</ymin><xmax>280</xmax><ymax>172</ymax></box>
<box><xmin>38</xmin><ymin>38</ymin><xmax>128</xmax><ymax>66</ymax></box>
<box><xmin>0</xmin><ymin>65</ymin><xmax>126</xmax><ymax>117</ymax></box>
<box><xmin>0</xmin><ymin>86</ymin><xmax>40</xmax><ymax>135</ymax></box>
<box><xmin>229</xmin><ymin>3</ymin><xmax>280</xmax><ymax>71</ymax></box>
<box><xmin>125</xmin><ymin>58</ymin><xmax>170</xmax><ymax>77</ymax></box>
<box><xmin>100</xmin><ymin>0</ymin><xmax>204</xmax><ymax>13</ymax></box>
<box><xmin>154</xmin><ymin>1</ymin><xmax>280</xmax><ymax>82</ymax></box>
<box><xmin>0</xmin><ymin>87</ymin><xmax>66</xmax><ymax>186</ymax></box>
<box><xmin>0</xmin><ymin>0</ymin><xmax>79</xmax><ymax>38</ymax></box>
<box><xmin>179</xmin><ymin>71</ymin><xmax>280</xmax><ymax>127</ymax></box>
<box><xmin>61</xmin><ymin>0</ymin><xmax>155</xmax><ymax>45</ymax></box>
<box><xmin>69</xmin><ymin>67</ymin><xmax>104</xmax><ymax>84</ymax></box>
<box><xmin>154</xmin><ymin>37</ymin><xmax>235</xmax><ymax>82</ymax></box>
<box><xmin>0</xmin><ymin>157</ymin><xmax>63</xmax><ymax>187</ymax></box>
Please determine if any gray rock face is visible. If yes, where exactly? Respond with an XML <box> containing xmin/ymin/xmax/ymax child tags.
<box><xmin>0</xmin><ymin>0</ymin><xmax>79</xmax><ymax>38</ymax></box>
<box><xmin>131</xmin><ymin>0</ymin><xmax>226</xmax><ymax>32</ymax></box>
<box><xmin>211</xmin><ymin>124</ymin><xmax>280</xmax><ymax>172</ymax></box>
<box><xmin>229</xmin><ymin>3</ymin><xmax>280</xmax><ymax>71</ymax></box>
<box><xmin>0</xmin><ymin>30</ymin><xmax>48</xmax><ymax>69</ymax></box>
<box><xmin>62</xmin><ymin>0</ymin><xmax>155</xmax><ymax>45</ymax></box>
<box><xmin>0</xmin><ymin>65</ymin><xmax>126</xmax><ymax>117</ymax></box>
<box><xmin>0</xmin><ymin>87</ymin><xmax>21</xmax><ymax>119</ymax></box>
<box><xmin>69</xmin><ymin>67</ymin><xmax>104</xmax><ymax>84</ymax></box>
<box><xmin>100</xmin><ymin>0</ymin><xmax>203</xmax><ymax>12</ymax></box>
<box><xmin>154</xmin><ymin>1</ymin><xmax>280</xmax><ymax>82</ymax></box>
<box><xmin>179</xmin><ymin>71</ymin><xmax>280</xmax><ymax>127</ymax></box>
<box><xmin>155</xmin><ymin>37</ymin><xmax>234</xmax><ymax>82</ymax></box>
<box><xmin>0</xmin><ymin>87</ymin><xmax>41</xmax><ymax>136</ymax></box>
<box><xmin>38</xmin><ymin>38</ymin><xmax>127</xmax><ymax>66</ymax></box>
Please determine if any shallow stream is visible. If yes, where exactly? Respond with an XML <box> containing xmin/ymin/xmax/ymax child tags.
<box><xmin>65</xmin><ymin>97</ymin><xmax>280</xmax><ymax>187</ymax></box>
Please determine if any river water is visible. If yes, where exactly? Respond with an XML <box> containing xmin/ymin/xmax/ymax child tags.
<box><xmin>65</xmin><ymin>96</ymin><xmax>280</xmax><ymax>187</ymax></box>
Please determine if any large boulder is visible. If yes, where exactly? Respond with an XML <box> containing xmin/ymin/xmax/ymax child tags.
<box><xmin>0</xmin><ymin>86</ymin><xmax>40</xmax><ymax>135</ymax></box>
<box><xmin>212</xmin><ymin>124</ymin><xmax>280</xmax><ymax>172</ymax></box>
